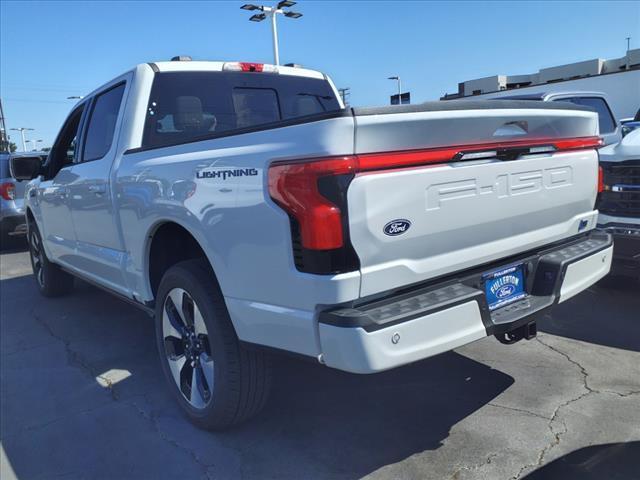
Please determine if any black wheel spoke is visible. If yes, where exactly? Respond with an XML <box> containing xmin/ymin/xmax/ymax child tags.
<box><xmin>179</xmin><ymin>360</ymin><xmax>194</xmax><ymax>399</ymax></box>
<box><xmin>31</xmin><ymin>235</ymin><xmax>39</xmax><ymax>255</ymax></box>
<box><xmin>194</xmin><ymin>363</ymin><xmax>211</xmax><ymax>402</ymax></box>
<box><xmin>198</xmin><ymin>334</ymin><xmax>211</xmax><ymax>356</ymax></box>
<box><xmin>165</xmin><ymin>295</ymin><xmax>187</xmax><ymax>336</ymax></box>
<box><xmin>181</xmin><ymin>292</ymin><xmax>195</xmax><ymax>328</ymax></box>
<box><xmin>30</xmin><ymin>232</ymin><xmax>44</xmax><ymax>287</ymax></box>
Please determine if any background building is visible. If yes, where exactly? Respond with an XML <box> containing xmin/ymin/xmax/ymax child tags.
<box><xmin>442</xmin><ymin>49</ymin><xmax>640</xmax><ymax>120</ymax></box>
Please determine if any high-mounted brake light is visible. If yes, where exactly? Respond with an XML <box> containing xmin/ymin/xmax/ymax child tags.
<box><xmin>0</xmin><ymin>182</ymin><xmax>16</xmax><ymax>201</ymax></box>
<box><xmin>223</xmin><ymin>62</ymin><xmax>278</xmax><ymax>73</ymax></box>
<box><xmin>269</xmin><ymin>135</ymin><xmax>602</xmax><ymax>259</ymax></box>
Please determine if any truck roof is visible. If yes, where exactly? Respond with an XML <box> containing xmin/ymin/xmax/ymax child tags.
<box><xmin>147</xmin><ymin>60</ymin><xmax>326</xmax><ymax>80</ymax></box>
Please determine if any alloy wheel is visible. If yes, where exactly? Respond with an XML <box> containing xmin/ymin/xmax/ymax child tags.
<box><xmin>162</xmin><ymin>288</ymin><xmax>215</xmax><ymax>409</ymax></box>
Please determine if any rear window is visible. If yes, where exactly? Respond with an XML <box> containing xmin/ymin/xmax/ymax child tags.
<box><xmin>553</xmin><ymin>96</ymin><xmax>617</xmax><ymax>134</ymax></box>
<box><xmin>142</xmin><ymin>72</ymin><xmax>341</xmax><ymax>149</ymax></box>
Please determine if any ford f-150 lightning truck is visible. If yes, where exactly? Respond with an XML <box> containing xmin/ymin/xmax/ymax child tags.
<box><xmin>11</xmin><ymin>59</ymin><xmax>613</xmax><ymax>429</ymax></box>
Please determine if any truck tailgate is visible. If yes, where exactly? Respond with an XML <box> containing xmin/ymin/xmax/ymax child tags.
<box><xmin>347</xmin><ymin>102</ymin><xmax>600</xmax><ymax>297</ymax></box>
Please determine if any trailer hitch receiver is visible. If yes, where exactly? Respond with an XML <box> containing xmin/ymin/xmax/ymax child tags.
<box><xmin>495</xmin><ymin>321</ymin><xmax>537</xmax><ymax>345</ymax></box>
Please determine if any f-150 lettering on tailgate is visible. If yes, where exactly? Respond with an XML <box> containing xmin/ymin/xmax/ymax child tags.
<box><xmin>426</xmin><ymin>166</ymin><xmax>573</xmax><ymax>210</ymax></box>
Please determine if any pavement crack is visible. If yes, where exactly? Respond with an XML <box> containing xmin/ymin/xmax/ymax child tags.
<box><xmin>450</xmin><ymin>453</ymin><xmax>498</xmax><ymax>479</ymax></box>
<box><xmin>21</xmin><ymin>395</ymin><xmax>146</xmax><ymax>434</ymax></box>
<box><xmin>129</xmin><ymin>396</ymin><xmax>215</xmax><ymax>479</ymax></box>
<box><xmin>487</xmin><ymin>402</ymin><xmax>550</xmax><ymax>420</ymax></box>
<box><xmin>603</xmin><ymin>389</ymin><xmax>640</xmax><ymax>398</ymax></box>
<box><xmin>510</xmin><ymin>336</ymin><xmax>596</xmax><ymax>479</ymax></box>
<box><xmin>31</xmin><ymin>307</ymin><xmax>119</xmax><ymax>401</ymax></box>
<box><xmin>535</xmin><ymin>336</ymin><xmax>596</xmax><ymax>394</ymax></box>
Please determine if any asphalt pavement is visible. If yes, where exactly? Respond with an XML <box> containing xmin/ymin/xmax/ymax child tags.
<box><xmin>1</xmin><ymin>241</ymin><xmax>639</xmax><ymax>480</ymax></box>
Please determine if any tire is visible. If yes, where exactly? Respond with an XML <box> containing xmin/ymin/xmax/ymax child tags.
<box><xmin>154</xmin><ymin>259</ymin><xmax>272</xmax><ymax>430</ymax></box>
<box><xmin>28</xmin><ymin>222</ymin><xmax>74</xmax><ymax>297</ymax></box>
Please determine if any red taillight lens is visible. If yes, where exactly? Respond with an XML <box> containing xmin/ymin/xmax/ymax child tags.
<box><xmin>269</xmin><ymin>156</ymin><xmax>357</xmax><ymax>250</ymax></box>
<box><xmin>553</xmin><ymin>136</ymin><xmax>603</xmax><ymax>151</ymax></box>
<box><xmin>358</xmin><ymin>136</ymin><xmax>603</xmax><ymax>172</ymax></box>
<box><xmin>598</xmin><ymin>165</ymin><xmax>604</xmax><ymax>193</ymax></box>
<box><xmin>0</xmin><ymin>182</ymin><xmax>16</xmax><ymax>201</ymax></box>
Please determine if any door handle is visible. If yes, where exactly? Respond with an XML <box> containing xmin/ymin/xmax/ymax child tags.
<box><xmin>88</xmin><ymin>185</ymin><xmax>107</xmax><ymax>194</ymax></box>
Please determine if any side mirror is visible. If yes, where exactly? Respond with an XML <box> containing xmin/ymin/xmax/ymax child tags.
<box><xmin>10</xmin><ymin>155</ymin><xmax>44</xmax><ymax>181</ymax></box>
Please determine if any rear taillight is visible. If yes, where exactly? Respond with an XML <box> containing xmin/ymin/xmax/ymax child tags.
<box><xmin>598</xmin><ymin>165</ymin><xmax>604</xmax><ymax>193</ymax></box>
<box><xmin>269</xmin><ymin>156</ymin><xmax>357</xmax><ymax>250</ymax></box>
<box><xmin>0</xmin><ymin>182</ymin><xmax>16</xmax><ymax>201</ymax></box>
<box><xmin>268</xmin><ymin>135</ymin><xmax>602</xmax><ymax>274</ymax></box>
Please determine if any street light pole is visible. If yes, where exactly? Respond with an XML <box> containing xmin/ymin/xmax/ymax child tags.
<box><xmin>241</xmin><ymin>1</ymin><xmax>302</xmax><ymax>66</ymax></box>
<box><xmin>271</xmin><ymin>8</ymin><xmax>280</xmax><ymax>66</ymax></box>
<box><xmin>388</xmin><ymin>76</ymin><xmax>402</xmax><ymax>104</ymax></box>
<box><xmin>10</xmin><ymin>127</ymin><xmax>34</xmax><ymax>152</ymax></box>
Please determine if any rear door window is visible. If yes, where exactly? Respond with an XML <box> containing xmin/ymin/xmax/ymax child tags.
<box><xmin>82</xmin><ymin>83</ymin><xmax>126</xmax><ymax>162</ymax></box>
<box><xmin>142</xmin><ymin>71</ymin><xmax>341</xmax><ymax>149</ymax></box>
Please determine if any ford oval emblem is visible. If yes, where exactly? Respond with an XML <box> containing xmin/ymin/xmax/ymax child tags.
<box><xmin>383</xmin><ymin>219</ymin><xmax>411</xmax><ymax>236</ymax></box>
<box><xmin>496</xmin><ymin>284</ymin><xmax>516</xmax><ymax>299</ymax></box>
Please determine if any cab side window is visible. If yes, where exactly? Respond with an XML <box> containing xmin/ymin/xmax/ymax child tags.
<box><xmin>47</xmin><ymin>105</ymin><xmax>84</xmax><ymax>178</ymax></box>
<box><xmin>82</xmin><ymin>83</ymin><xmax>126</xmax><ymax>162</ymax></box>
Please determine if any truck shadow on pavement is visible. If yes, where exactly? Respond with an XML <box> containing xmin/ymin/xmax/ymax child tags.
<box><xmin>524</xmin><ymin>441</ymin><xmax>640</xmax><ymax>480</ymax></box>
<box><xmin>1</xmin><ymin>273</ymin><xmax>514</xmax><ymax>479</ymax></box>
<box><xmin>537</xmin><ymin>276</ymin><xmax>640</xmax><ymax>352</ymax></box>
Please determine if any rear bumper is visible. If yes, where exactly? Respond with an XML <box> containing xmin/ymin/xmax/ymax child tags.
<box><xmin>318</xmin><ymin>231</ymin><xmax>613</xmax><ymax>373</ymax></box>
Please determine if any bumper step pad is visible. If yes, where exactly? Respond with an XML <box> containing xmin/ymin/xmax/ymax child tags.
<box><xmin>320</xmin><ymin>232</ymin><xmax>613</xmax><ymax>335</ymax></box>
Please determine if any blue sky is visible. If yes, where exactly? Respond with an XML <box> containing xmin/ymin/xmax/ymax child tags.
<box><xmin>1</xmin><ymin>0</ymin><xmax>638</xmax><ymax>150</ymax></box>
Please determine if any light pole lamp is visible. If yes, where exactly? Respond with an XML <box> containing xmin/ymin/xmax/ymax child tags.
<box><xmin>10</xmin><ymin>127</ymin><xmax>34</xmax><ymax>152</ymax></box>
<box><xmin>388</xmin><ymin>76</ymin><xmax>402</xmax><ymax>103</ymax></box>
<box><xmin>241</xmin><ymin>1</ymin><xmax>303</xmax><ymax>65</ymax></box>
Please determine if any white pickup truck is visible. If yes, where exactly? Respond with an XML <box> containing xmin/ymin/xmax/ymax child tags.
<box><xmin>11</xmin><ymin>59</ymin><xmax>613</xmax><ymax>429</ymax></box>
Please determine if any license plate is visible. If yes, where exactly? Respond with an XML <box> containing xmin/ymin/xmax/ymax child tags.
<box><xmin>484</xmin><ymin>264</ymin><xmax>527</xmax><ymax>311</ymax></box>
